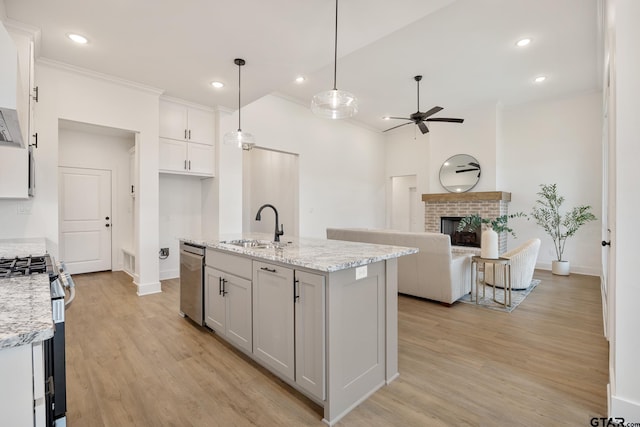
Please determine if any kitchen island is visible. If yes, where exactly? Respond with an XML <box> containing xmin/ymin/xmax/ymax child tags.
<box><xmin>182</xmin><ymin>234</ymin><xmax>417</xmax><ymax>425</ymax></box>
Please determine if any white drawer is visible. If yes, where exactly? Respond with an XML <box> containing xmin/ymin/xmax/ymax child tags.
<box><xmin>205</xmin><ymin>249</ymin><xmax>252</xmax><ymax>279</ymax></box>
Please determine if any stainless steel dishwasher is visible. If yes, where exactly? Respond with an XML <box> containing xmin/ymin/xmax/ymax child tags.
<box><xmin>180</xmin><ymin>242</ymin><xmax>205</xmax><ymax>325</ymax></box>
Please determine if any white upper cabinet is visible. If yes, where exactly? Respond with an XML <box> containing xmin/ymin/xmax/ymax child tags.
<box><xmin>0</xmin><ymin>23</ymin><xmax>34</xmax><ymax>199</ymax></box>
<box><xmin>159</xmin><ymin>98</ymin><xmax>214</xmax><ymax>145</ymax></box>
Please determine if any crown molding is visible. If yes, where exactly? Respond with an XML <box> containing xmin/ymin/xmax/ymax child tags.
<box><xmin>159</xmin><ymin>95</ymin><xmax>216</xmax><ymax>112</ymax></box>
<box><xmin>37</xmin><ymin>57</ymin><xmax>165</xmax><ymax>96</ymax></box>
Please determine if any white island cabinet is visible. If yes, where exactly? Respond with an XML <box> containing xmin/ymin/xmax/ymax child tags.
<box><xmin>204</xmin><ymin>257</ymin><xmax>253</xmax><ymax>353</ymax></box>
<box><xmin>192</xmin><ymin>235</ymin><xmax>417</xmax><ymax>426</ymax></box>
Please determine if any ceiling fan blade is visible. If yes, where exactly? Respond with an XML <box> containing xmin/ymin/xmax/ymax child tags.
<box><xmin>387</xmin><ymin>116</ymin><xmax>412</xmax><ymax>121</ymax></box>
<box><xmin>417</xmin><ymin>121</ymin><xmax>429</xmax><ymax>134</ymax></box>
<box><xmin>426</xmin><ymin>117</ymin><xmax>464</xmax><ymax>123</ymax></box>
<box><xmin>423</xmin><ymin>106</ymin><xmax>443</xmax><ymax>119</ymax></box>
<box><xmin>383</xmin><ymin>122</ymin><xmax>412</xmax><ymax>133</ymax></box>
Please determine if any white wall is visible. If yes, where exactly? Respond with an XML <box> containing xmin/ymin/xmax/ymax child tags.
<box><xmin>501</xmin><ymin>91</ymin><xmax>602</xmax><ymax>275</ymax></box>
<box><xmin>159</xmin><ymin>174</ymin><xmax>203</xmax><ymax>279</ymax></box>
<box><xmin>58</xmin><ymin>124</ymin><xmax>135</xmax><ymax>273</ymax></box>
<box><xmin>219</xmin><ymin>94</ymin><xmax>386</xmax><ymax>238</ymax></box>
<box><xmin>1</xmin><ymin>60</ymin><xmax>163</xmax><ymax>295</ymax></box>
<box><xmin>0</xmin><ymin>20</ymin><xmax>17</xmax><ymax>110</ymax></box>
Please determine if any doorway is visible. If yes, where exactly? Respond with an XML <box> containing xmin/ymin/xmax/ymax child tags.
<box><xmin>390</xmin><ymin>175</ymin><xmax>422</xmax><ymax>232</ymax></box>
<box><xmin>57</xmin><ymin>120</ymin><xmax>135</xmax><ymax>275</ymax></box>
<box><xmin>243</xmin><ymin>147</ymin><xmax>299</xmax><ymax>237</ymax></box>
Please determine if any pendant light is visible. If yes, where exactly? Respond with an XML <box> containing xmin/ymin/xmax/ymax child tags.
<box><xmin>311</xmin><ymin>0</ymin><xmax>358</xmax><ymax>119</ymax></box>
<box><xmin>223</xmin><ymin>58</ymin><xmax>255</xmax><ymax>150</ymax></box>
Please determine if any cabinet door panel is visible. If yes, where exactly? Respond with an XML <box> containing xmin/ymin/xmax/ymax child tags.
<box><xmin>204</xmin><ymin>267</ymin><xmax>225</xmax><ymax>334</ymax></box>
<box><xmin>159</xmin><ymin>100</ymin><xmax>188</xmax><ymax>140</ymax></box>
<box><xmin>159</xmin><ymin>138</ymin><xmax>187</xmax><ymax>173</ymax></box>
<box><xmin>187</xmin><ymin>142</ymin><xmax>214</xmax><ymax>176</ymax></box>
<box><xmin>295</xmin><ymin>270</ymin><xmax>326</xmax><ymax>400</ymax></box>
<box><xmin>253</xmin><ymin>262</ymin><xmax>295</xmax><ymax>380</ymax></box>
<box><xmin>187</xmin><ymin>107</ymin><xmax>214</xmax><ymax>145</ymax></box>
<box><xmin>225</xmin><ymin>274</ymin><xmax>253</xmax><ymax>353</ymax></box>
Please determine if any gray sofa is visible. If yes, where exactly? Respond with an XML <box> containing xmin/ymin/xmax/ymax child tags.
<box><xmin>326</xmin><ymin>228</ymin><xmax>472</xmax><ymax>304</ymax></box>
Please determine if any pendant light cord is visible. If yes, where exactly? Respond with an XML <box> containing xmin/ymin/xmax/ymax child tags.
<box><xmin>333</xmin><ymin>0</ymin><xmax>338</xmax><ymax>91</ymax></box>
<box><xmin>238</xmin><ymin>61</ymin><xmax>242</xmax><ymax>132</ymax></box>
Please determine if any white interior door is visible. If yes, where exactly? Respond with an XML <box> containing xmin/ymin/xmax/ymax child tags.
<box><xmin>59</xmin><ymin>167</ymin><xmax>112</xmax><ymax>274</ymax></box>
<box><xmin>391</xmin><ymin>175</ymin><xmax>417</xmax><ymax>231</ymax></box>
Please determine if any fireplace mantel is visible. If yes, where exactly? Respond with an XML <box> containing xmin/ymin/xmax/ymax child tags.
<box><xmin>421</xmin><ymin>191</ymin><xmax>511</xmax><ymax>203</ymax></box>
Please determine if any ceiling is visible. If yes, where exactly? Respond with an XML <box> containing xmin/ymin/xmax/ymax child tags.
<box><xmin>2</xmin><ymin>0</ymin><xmax>600</xmax><ymax>132</ymax></box>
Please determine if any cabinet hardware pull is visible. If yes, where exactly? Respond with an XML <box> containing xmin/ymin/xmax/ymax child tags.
<box><xmin>221</xmin><ymin>278</ymin><xmax>228</xmax><ymax>295</ymax></box>
<box><xmin>131</xmin><ymin>185</ymin><xmax>134</xmax><ymax>194</ymax></box>
<box><xmin>260</xmin><ymin>267</ymin><xmax>277</xmax><ymax>273</ymax></box>
<box><xmin>294</xmin><ymin>278</ymin><xmax>300</xmax><ymax>302</ymax></box>
<box><xmin>32</xmin><ymin>86</ymin><xmax>39</xmax><ymax>103</ymax></box>
<box><xmin>188</xmin><ymin>129</ymin><xmax>191</xmax><ymax>139</ymax></box>
<box><xmin>602</xmin><ymin>240</ymin><xmax>611</xmax><ymax>247</ymax></box>
<box><xmin>218</xmin><ymin>277</ymin><xmax>222</xmax><ymax>295</ymax></box>
<box><xmin>30</xmin><ymin>132</ymin><xmax>38</xmax><ymax>148</ymax></box>
<box><xmin>188</xmin><ymin>160</ymin><xmax>191</xmax><ymax>170</ymax></box>
<box><xmin>184</xmin><ymin>129</ymin><xmax>187</xmax><ymax>139</ymax></box>
<box><xmin>105</xmin><ymin>223</ymin><xmax>110</xmax><ymax>228</ymax></box>
<box><xmin>184</xmin><ymin>160</ymin><xmax>187</xmax><ymax>170</ymax></box>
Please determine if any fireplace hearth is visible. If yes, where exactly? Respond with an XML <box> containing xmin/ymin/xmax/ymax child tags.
<box><xmin>441</xmin><ymin>216</ymin><xmax>480</xmax><ymax>248</ymax></box>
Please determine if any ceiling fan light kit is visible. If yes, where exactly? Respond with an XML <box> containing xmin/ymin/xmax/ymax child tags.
<box><xmin>223</xmin><ymin>58</ymin><xmax>255</xmax><ymax>150</ymax></box>
<box><xmin>383</xmin><ymin>75</ymin><xmax>464</xmax><ymax>134</ymax></box>
<box><xmin>311</xmin><ymin>0</ymin><xmax>358</xmax><ymax>119</ymax></box>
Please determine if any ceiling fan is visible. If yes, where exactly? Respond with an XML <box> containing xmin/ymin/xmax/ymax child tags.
<box><xmin>383</xmin><ymin>75</ymin><xmax>464</xmax><ymax>134</ymax></box>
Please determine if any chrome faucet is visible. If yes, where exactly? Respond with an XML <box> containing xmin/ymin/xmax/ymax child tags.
<box><xmin>255</xmin><ymin>204</ymin><xmax>284</xmax><ymax>242</ymax></box>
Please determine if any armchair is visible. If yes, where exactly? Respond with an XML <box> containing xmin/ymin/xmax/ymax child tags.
<box><xmin>485</xmin><ymin>238</ymin><xmax>541</xmax><ymax>290</ymax></box>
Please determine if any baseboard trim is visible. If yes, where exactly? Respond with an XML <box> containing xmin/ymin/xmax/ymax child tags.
<box><xmin>535</xmin><ymin>262</ymin><xmax>600</xmax><ymax>277</ymax></box>
<box><xmin>134</xmin><ymin>280</ymin><xmax>162</xmax><ymax>296</ymax></box>
<box><xmin>611</xmin><ymin>394</ymin><xmax>640</xmax><ymax>422</ymax></box>
<box><xmin>159</xmin><ymin>269</ymin><xmax>179</xmax><ymax>281</ymax></box>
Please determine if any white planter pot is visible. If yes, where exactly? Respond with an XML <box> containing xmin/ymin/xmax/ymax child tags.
<box><xmin>481</xmin><ymin>228</ymin><xmax>499</xmax><ymax>259</ymax></box>
<box><xmin>552</xmin><ymin>260</ymin><xmax>570</xmax><ymax>276</ymax></box>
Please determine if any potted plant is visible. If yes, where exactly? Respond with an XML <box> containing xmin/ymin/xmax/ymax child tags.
<box><xmin>530</xmin><ymin>183</ymin><xmax>596</xmax><ymax>275</ymax></box>
<box><xmin>457</xmin><ymin>212</ymin><xmax>526</xmax><ymax>259</ymax></box>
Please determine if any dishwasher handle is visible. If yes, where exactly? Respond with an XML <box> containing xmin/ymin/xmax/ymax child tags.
<box><xmin>180</xmin><ymin>242</ymin><xmax>205</xmax><ymax>256</ymax></box>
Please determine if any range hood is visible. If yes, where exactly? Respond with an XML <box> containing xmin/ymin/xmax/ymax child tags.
<box><xmin>0</xmin><ymin>107</ymin><xmax>24</xmax><ymax>148</ymax></box>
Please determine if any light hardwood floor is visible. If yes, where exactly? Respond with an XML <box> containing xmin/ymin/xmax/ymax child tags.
<box><xmin>65</xmin><ymin>269</ymin><xmax>608</xmax><ymax>426</ymax></box>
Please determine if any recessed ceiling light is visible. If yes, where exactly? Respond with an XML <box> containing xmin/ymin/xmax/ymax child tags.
<box><xmin>67</xmin><ymin>33</ymin><xmax>88</xmax><ymax>44</ymax></box>
<box><xmin>382</xmin><ymin>116</ymin><xmax>390</xmax><ymax>120</ymax></box>
<box><xmin>210</xmin><ymin>81</ymin><xmax>224</xmax><ymax>88</ymax></box>
<box><xmin>295</xmin><ymin>76</ymin><xmax>305</xmax><ymax>83</ymax></box>
<box><xmin>516</xmin><ymin>38</ymin><xmax>531</xmax><ymax>47</ymax></box>
<box><xmin>534</xmin><ymin>75</ymin><xmax>547</xmax><ymax>83</ymax></box>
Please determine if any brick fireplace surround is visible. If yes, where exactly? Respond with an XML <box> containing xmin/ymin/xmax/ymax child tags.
<box><xmin>422</xmin><ymin>191</ymin><xmax>512</xmax><ymax>254</ymax></box>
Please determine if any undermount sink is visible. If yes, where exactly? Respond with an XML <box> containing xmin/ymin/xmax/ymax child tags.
<box><xmin>222</xmin><ymin>239</ymin><xmax>288</xmax><ymax>250</ymax></box>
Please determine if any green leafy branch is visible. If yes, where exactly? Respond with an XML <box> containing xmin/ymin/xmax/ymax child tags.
<box><xmin>457</xmin><ymin>212</ymin><xmax>527</xmax><ymax>238</ymax></box>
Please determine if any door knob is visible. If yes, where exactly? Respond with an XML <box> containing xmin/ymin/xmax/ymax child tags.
<box><xmin>602</xmin><ymin>240</ymin><xmax>611</xmax><ymax>247</ymax></box>
<box><xmin>105</xmin><ymin>224</ymin><xmax>110</xmax><ymax>228</ymax></box>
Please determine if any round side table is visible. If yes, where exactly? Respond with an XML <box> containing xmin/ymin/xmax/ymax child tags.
<box><xmin>471</xmin><ymin>256</ymin><xmax>512</xmax><ymax>307</ymax></box>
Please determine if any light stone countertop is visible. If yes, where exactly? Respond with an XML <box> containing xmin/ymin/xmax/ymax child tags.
<box><xmin>0</xmin><ymin>238</ymin><xmax>48</xmax><ymax>258</ymax></box>
<box><xmin>0</xmin><ymin>274</ymin><xmax>54</xmax><ymax>350</ymax></box>
<box><xmin>181</xmin><ymin>233</ymin><xmax>418</xmax><ymax>273</ymax></box>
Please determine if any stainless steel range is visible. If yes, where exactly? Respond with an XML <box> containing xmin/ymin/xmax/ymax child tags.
<box><xmin>0</xmin><ymin>254</ymin><xmax>75</xmax><ymax>427</ymax></box>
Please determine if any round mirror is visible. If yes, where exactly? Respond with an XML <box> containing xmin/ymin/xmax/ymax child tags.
<box><xmin>439</xmin><ymin>154</ymin><xmax>481</xmax><ymax>193</ymax></box>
